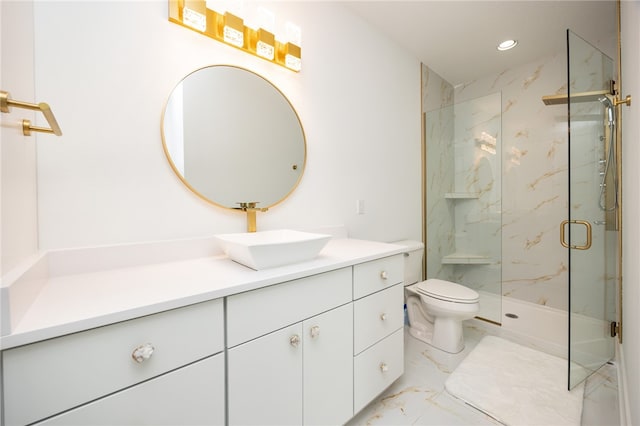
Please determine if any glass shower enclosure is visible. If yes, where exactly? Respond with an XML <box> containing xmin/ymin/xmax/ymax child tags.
<box><xmin>424</xmin><ymin>93</ymin><xmax>503</xmax><ymax>324</ymax></box>
<box><xmin>565</xmin><ymin>29</ymin><xmax>617</xmax><ymax>389</ymax></box>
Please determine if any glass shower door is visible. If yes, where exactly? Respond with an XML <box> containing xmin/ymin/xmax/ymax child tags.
<box><xmin>566</xmin><ymin>30</ymin><xmax>616</xmax><ymax>389</ymax></box>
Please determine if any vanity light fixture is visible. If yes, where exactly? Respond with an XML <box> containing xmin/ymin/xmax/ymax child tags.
<box><xmin>497</xmin><ymin>39</ymin><xmax>518</xmax><ymax>51</ymax></box>
<box><xmin>168</xmin><ymin>0</ymin><xmax>301</xmax><ymax>72</ymax></box>
<box><xmin>182</xmin><ymin>0</ymin><xmax>206</xmax><ymax>32</ymax></box>
<box><xmin>222</xmin><ymin>11</ymin><xmax>244</xmax><ymax>47</ymax></box>
<box><xmin>281</xmin><ymin>43</ymin><xmax>302</xmax><ymax>72</ymax></box>
<box><xmin>255</xmin><ymin>29</ymin><xmax>275</xmax><ymax>60</ymax></box>
<box><xmin>251</xmin><ymin>7</ymin><xmax>276</xmax><ymax>60</ymax></box>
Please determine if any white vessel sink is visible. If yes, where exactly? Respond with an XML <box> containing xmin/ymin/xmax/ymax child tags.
<box><xmin>214</xmin><ymin>229</ymin><xmax>331</xmax><ymax>270</ymax></box>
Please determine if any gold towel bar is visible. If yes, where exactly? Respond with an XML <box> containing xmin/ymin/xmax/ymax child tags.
<box><xmin>0</xmin><ymin>90</ymin><xmax>62</xmax><ymax>136</ymax></box>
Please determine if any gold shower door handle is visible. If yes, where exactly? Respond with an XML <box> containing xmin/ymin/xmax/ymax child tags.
<box><xmin>560</xmin><ymin>220</ymin><xmax>592</xmax><ymax>250</ymax></box>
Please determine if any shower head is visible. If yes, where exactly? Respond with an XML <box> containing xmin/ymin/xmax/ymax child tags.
<box><xmin>599</xmin><ymin>96</ymin><xmax>615</xmax><ymax>125</ymax></box>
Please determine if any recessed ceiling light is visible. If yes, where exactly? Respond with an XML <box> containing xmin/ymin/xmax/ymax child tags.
<box><xmin>497</xmin><ymin>39</ymin><xmax>518</xmax><ymax>51</ymax></box>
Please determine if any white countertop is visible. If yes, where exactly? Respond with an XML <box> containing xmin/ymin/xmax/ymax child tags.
<box><xmin>1</xmin><ymin>238</ymin><xmax>405</xmax><ymax>350</ymax></box>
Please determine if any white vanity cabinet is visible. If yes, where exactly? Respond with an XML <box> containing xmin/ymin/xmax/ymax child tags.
<box><xmin>2</xmin><ymin>299</ymin><xmax>225</xmax><ymax>426</ymax></box>
<box><xmin>226</xmin><ymin>268</ymin><xmax>354</xmax><ymax>426</ymax></box>
<box><xmin>226</xmin><ymin>254</ymin><xmax>405</xmax><ymax>425</ymax></box>
<box><xmin>1</xmin><ymin>238</ymin><xmax>407</xmax><ymax>426</ymax></box>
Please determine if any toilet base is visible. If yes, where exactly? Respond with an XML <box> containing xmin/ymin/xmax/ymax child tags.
<box><xmin>408</xmin><ymin>323</ymin><xmax>465</xmax><ymax>354</ymax></box>
<box><xmin>408</xmin><ymin>324</ymin><xmax>433</xmax><ymax>344</ymax></box>
<box><xmin>405</xmin><ymin>290</ymin><xmax>472</xmax><ymax>354</ymax></box>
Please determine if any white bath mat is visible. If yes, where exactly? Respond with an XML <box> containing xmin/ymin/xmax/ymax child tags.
<box><xmin>445</xmin><ymin>335</ymin><xmax>584</xmax><ymax>426</ymax></box>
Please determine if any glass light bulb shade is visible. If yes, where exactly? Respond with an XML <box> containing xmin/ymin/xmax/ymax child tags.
<box><xmin>255</xmin><ymin>29</ymin><xmax>275</xmax><ymax>60</ymax></box>
<box><xmin>183</xmin><ymin>6</ymin><xmax>206</xmax><ymax>32</ymax></box>
<box><xmin>223</xmin><ymin>12</ymin><xmax>244</xmax><ymax>47</ymax></box>
<box><xmin>285</xmin><ymin>54</ymin><xmax>301</xmax><ymax>71</ymax></box>
<box><xmin>285</xmin><ymin>22</ymin><xmax>302</xmax><ymax>46</ymax></box>
<box><xmin>283</xmin><ymin>42</ymin><xmax>301</xmax><ymax>71</ymax></box>
<box><xmin>245</xmin><ymin>7</ymin><xmax>274</xmax><ymax>33</ymax></box>
<box><xmin>257</xmin><ymin>41</ymin><xmax>275</xmax><ymax>60</ymax></box>
<box><xmin>205</xmin><ymin>0</ymin><xmax>225</xmax><ymax>14</ymax></box>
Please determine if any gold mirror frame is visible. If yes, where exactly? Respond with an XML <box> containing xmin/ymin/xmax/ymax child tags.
<box><xmin>161</xmin><ymin>65</ymin><xmax>307</xmax><ymax>211</ymax></box>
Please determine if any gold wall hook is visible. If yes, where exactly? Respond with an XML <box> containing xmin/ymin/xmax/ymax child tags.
<box><xmin>614</xmin><ymin>95</ymin><xmax>632</xmax><ymax>107</ymax></box>
<box><xmin>0</xmin><ymin>90</ymin><xmax>62</xmax><ymax>136</ymax></box>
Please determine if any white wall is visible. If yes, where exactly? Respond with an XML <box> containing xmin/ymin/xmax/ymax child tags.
<box><xmin>621</xmin><ymin>1</ymin><xmax>640</xmax><ymax>424</ymax></box>
<box><xmin>1</xmin><ymin>1</ymin><xmax>39</xmax><ymax>275</ymax></box>
<box><xmin>31</xmin><ymin>1</ymin><xmax>422</xmax><ymax>251</ymax></box>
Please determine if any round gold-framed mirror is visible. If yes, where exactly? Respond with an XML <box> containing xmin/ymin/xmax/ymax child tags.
<box><xmin>161</xmin><ymin>65</ymin><xmax>306</xmax><ymax>210</ymax></box>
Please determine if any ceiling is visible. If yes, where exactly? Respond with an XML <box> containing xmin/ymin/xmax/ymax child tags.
<box><xmin>344</xmin><ymin>1</ymin><xmax>617</xmax><ymax>86</ymax></box>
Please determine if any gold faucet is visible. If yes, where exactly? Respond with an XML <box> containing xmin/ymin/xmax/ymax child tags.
<box><xmin>235</xmin><ymin>202</ymin><xmax>268</xmax><ymax>232</ymax></box>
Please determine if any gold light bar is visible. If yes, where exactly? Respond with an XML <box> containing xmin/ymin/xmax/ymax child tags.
<box><xmin>168</xmin><ymin>0</ymin><xmax>301</xmax><ymax>72</ymax></box>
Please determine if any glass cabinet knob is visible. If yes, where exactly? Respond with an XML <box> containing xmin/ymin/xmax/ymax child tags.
<box><xmin>290</xmin><ymin>334</ymin><xmax>301</xmax><ymax>348</ymax></box>
<box><xmin>310</xmin><ymin>325</ymin><xmax>320</xmax><ymax>339</ymax></box>
<box><xmin>131</xmin><ymin>343</ymin><xmax>155</xmax><ymax>363</ymax></box>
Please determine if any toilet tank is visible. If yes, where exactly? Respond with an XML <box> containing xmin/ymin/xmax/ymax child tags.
<box><xmin>391</xmin><ymin>240</ymin><xmax>424</xmax><ymax>285</ymax></box>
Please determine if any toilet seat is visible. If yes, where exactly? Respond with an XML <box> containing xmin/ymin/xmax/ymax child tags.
<box><xmin>415</xmin><ymin>279</ymin><xmax>479</xmax><ymax>304</ymax></box>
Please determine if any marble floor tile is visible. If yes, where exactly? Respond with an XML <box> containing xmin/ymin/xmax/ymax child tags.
<box><xmin>347</xmin><ymin>324</ymin><xmax>618</xmax><ymax>426</ymax></box>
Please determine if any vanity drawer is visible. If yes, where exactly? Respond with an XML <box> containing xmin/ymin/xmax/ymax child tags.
<box><xmin>353</xmin><ymin>328</ymin><xmax>404</xmax><ymax>415</ymax></box>
<box><xmin>353</xmin><ymin>255</ymin><xmax>403</xmax><ymax>299</ymax></box>
<box><xmin>227</xmin><ymin>267</ymin><xmax>351</xmax><ymax>347</ymax></box>
<box><xmin>35</xmin><ymin>353</ymin><xmax>226</xmax><ymax>426</ymax></box>
<box><xmin>3</xmin><ymin>299</ymin><xmax>223</xmax><ymax>426</ymax></box>
<box><xmin>353</xmin><ymin>284</ymin><xmax>404</xmax><ymax>355</ymax></box>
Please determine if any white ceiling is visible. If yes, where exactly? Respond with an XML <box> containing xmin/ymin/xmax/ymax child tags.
<box><xmin>344</xmin><ymin>1</ymin><xmax>617</xmax><ymax>86</ymax></box>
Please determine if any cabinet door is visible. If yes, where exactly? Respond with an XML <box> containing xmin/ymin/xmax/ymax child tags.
<box><xmin>303</xmin><ymin>303</ymin><xmax>353</xmax><ymax>425</ymax></box>
<box><xmin>228</xmin><ymin>323</ymin><xmax>303</xmax><ymax>425</ymax></box>
<box><xmin>35</xmin><ymin>354</ymin><xmax>225</xmax><ymax>425</ymax></box>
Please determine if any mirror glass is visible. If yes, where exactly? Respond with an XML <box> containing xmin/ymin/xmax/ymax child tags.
<box><xmin>162</xmin><ymin>65</ymin><xmax>306</xmax><ymax>209</ymax></box>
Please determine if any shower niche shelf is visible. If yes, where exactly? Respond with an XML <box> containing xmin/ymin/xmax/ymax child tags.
<box><xmin>441</xmin><ymin>253</ymin><xmax>492</xmax><ymax>265</ymax></box>
<box><xmin>444</xmin><ymin>192</ymin><xmax>480</xmax><ymax>199</ymax></box>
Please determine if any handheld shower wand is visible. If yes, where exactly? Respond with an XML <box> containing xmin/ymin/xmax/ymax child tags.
<box><xmin>599</xmin><ymin>96</ymin><xmax>615</xmax><ymax>126</ymax></box>
<box><xmin>598</xmin><ymin>96</ymin><xmax>617</xmax><ymax>211</ymax></box>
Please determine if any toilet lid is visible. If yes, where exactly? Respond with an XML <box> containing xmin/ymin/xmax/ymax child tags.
<box><xmin>416</xmin><ymin>279</ymin><xmax>479</xmax><ymax>303</ymax></box>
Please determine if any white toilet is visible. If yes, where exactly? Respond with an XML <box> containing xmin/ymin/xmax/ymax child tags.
<box><xmin>394</xmin><ymin>241</ymin><xmax>480</xmax><ymax>354</ymax></box>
